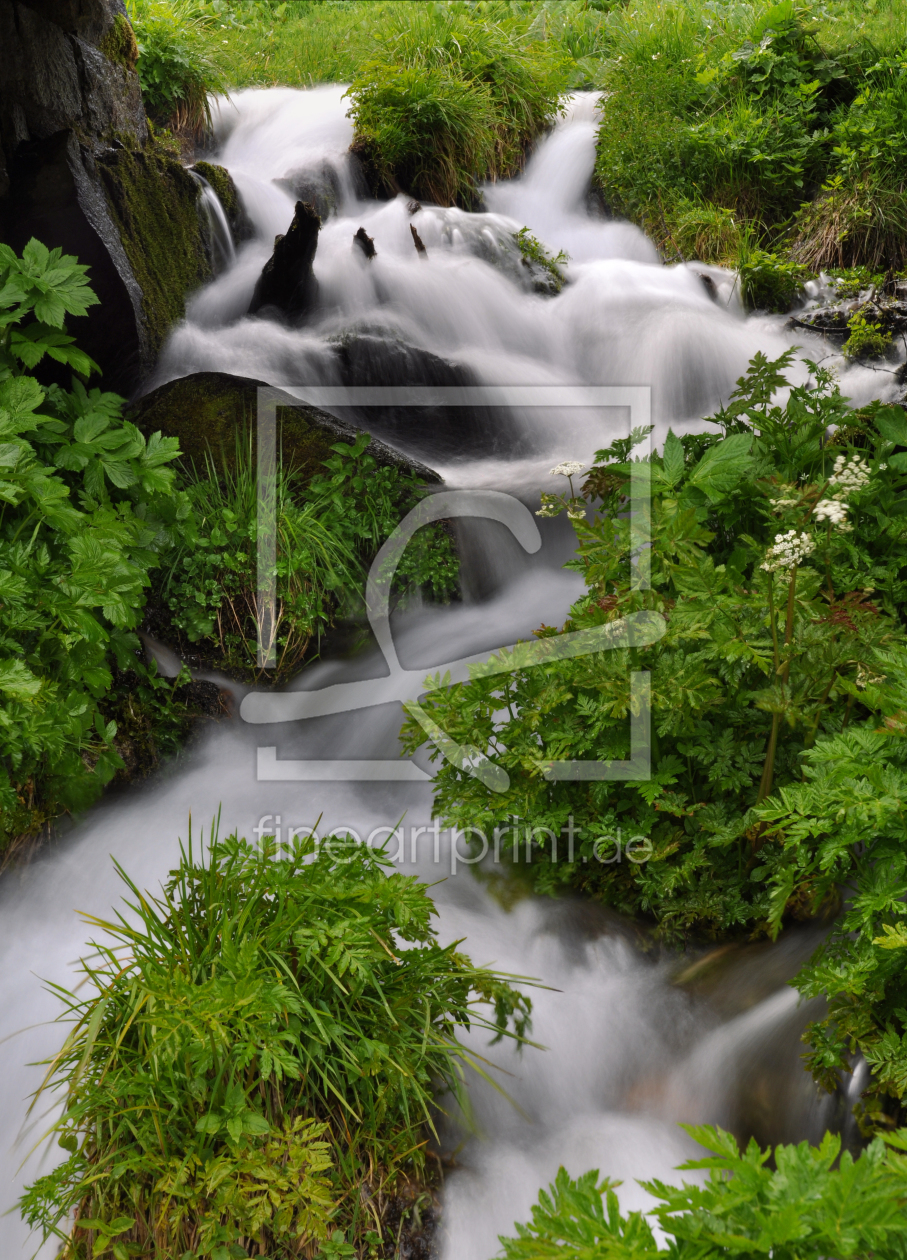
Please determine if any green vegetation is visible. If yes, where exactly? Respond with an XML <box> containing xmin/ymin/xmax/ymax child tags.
<box><xmin>403</xmin><ymin>350</ymin><xmax>907</xmax><ymax>1118</ymax></box>
<box><xmin>0</xmin><ymin>239</ymin><xmax>187</xmax><ymax>849</ymax></box>
<box><xmin>160</xmin><ymin>432</ymin><xmax>458</xmax><ymax>679</ymax></box>
<box><xmin>0</xmin><ymin>241</ymin><xmax>455</xmax><ymax>850</ymax></box>
<box><xmin>496</xmin><ymin>1124</ymin><xmax>907</xmax><ymax>1260</ymax></box>
<box><xmin>20</xmin><ymin>827</ymin><xmax>531</xmax><ymax>1258</ymax></box>
<box><xmin>843</xmin><ymin>308</ymin><xmax>894</xmax><ymax>360</ymax></box>
<box><xmin>126</xmin><ymin>0</ymin><xmax>228</xmax><ymax>133</ymax></box>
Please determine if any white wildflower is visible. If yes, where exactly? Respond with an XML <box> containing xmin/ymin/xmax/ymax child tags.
<box><xmin>813</xmin><ymin>499</ymin><xmax>848</xmax><ymax>526</ymax></box>
<box><xmin>828</xmin><ymin>453</ymin><xmax>871</xmax><ymax>498</ymax></box>
<box><xmin>536</xmin><ymin>493</ymin><xmax>561</xmax><ymax>518</ymax></box>
<box><xmin>567</xmin><ymin>505</ymin><xmax>586</xmax><ymax>521</ymax></box>
<box><xmin>761</xmin><ymin>529</ymin><xmax>815</xmax><ymax>573</ymax></box>
<box><xmin>879</xmin><ymin>462</ymin><xmax>888</xmax><ymax>471</ymax></box>
<box><xmin>550</xmin><ymin>462</ymin><xmax>586</xmax><ymax>478</ymax></box>
<box><xmin>856</xmin><ymin>665</ymin><xmax>886</xmax><ymax>690</ymax></box>
<box><xmin>772</xmin><ymin>498</ymin><xmax>800</xmax><ymax>513</ymax></box>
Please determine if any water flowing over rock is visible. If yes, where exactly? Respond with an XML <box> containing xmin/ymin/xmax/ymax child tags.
<box><xmin>0</xmin><ymin>0</ymin><xmax>213</xmax><ymax>391</ymax></box>
<box><xmin>248</xmin><ymin>200</ymin><xmax>321</xmax><ymax>320</ymax></box>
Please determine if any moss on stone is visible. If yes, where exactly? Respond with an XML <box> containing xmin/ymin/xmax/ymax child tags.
<box><xmin>98</xmin><ymin>144</ymin><xmax>211</xmax><ymax>359</ymax></box>
<box><xmin>127</xmin><ymin>371</ymin><xmax>440</xmax><ymax>485</ymax></box>
<box><xmin>99</xmin><ymin>13</ymin><xmax>139</xmax><ymax>72</ymax></box>
<box><xmin>192</xmin><ymin>161</ymin><xmax>240</xmax><ymax>223</ymax></box>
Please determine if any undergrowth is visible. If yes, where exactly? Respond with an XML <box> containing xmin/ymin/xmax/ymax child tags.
<box><xmin>20</xmin><ymin>827</ymin><xmax>532</xmax><ymax>1258</ymax></box>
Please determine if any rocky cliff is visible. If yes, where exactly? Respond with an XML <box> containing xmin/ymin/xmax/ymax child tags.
<box><xmin>0</xmin><ymin>0</ymin><xmax>216</xmax><ymax>393</ymax></box>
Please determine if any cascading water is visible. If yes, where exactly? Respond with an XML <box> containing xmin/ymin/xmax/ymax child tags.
<box><xmin>0</xmin><ymin>86</ymin><xmax>880</xmax><ymax>1256</ymax></box>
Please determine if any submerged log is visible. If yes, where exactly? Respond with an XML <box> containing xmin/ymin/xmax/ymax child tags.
<box><xmin>248</xmin><ymin>199</ymin><xmax>320</xmax><ymax>319</ymax></box>
<box><xmin>410</xmin><ymin>223</ymin><xmax>427</xmax><ymax>257</ymax></box>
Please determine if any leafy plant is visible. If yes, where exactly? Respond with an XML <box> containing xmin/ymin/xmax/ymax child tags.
<box><xmin>401</xmin><ymin>351</ymin><xmax>907</xmax><ymax>940</ymax></box>
<box><xmin>0</xmin><ymin>240</ymin><xmax>187</xmax><ymax>847</ymax></box>
<box><xmin>736</xmin><ymin>243</ymin><xmax>812</xmax><ymax>311</ymax></box>
<box><xmin>843</xmin><ymin>308</ymin><xmax>894</xmax><ymax>360</ymax></box>
<box><xmin>513</xmin><ymin>227</ymin><xmax>570</xmax><ymax>293</ymax></box>
<box><xmin>495</xmin><ymin>1123</ymin><xmax>907</xmax><ymax>1260</ymax></box>
<box><xmin>20</xmin><ymin>826</ymin><xmax>532</xmax><ymax>1258</ymax></box>
<box><xmin>159</xmin><ymin>430</ymin><xmax>458</xmax><ymax>680</ymax></box>
<box><xmin>127</xmin><ymin>0</ymin><xmax>228</xmax><ymax>134</ymax></box>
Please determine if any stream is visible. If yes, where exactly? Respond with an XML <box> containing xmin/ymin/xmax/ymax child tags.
<box><xmin>0</xmin><ymin>87</ymin><xmax>890</xmax><ymax>1257</ymax></box>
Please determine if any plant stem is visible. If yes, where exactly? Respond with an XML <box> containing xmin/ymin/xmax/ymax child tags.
<box><xmin>758</xmin><ymin>566</ymin><xmax>797</xmax><ymax>804</ymax></box>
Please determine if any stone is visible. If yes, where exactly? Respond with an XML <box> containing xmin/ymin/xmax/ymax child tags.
<box><xmin>192</xmin><ymin>160</ymin><xmax>253</xmax><ymax>244</ymax></box>
<box><xmin>353</xmin><ymin>226</ymin><xmax>376</xmax><ymax>259</ymax></box>
<box><xmin>0</xmin><ymin>0</ymin><xmax>213</xmax><ymax>394</ymax></box>
<box><xmin>127</xmin><ymin>370</ymin><xmax>441</xmax><ymax>485</ymax></box>
<box><xmin>248</xmin><ymin>200</ymin><xmax>321</xmax><ymax>320</ymax></box>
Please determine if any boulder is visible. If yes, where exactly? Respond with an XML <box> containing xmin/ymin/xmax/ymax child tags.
<box><xmin>248</xmin><ymin>200</ymin><xmax>320</xmax><ymax>320</ymax></box>
<box><xmin>0</xmin><ymin>0</ymin><xmax>213</xmax><ymax>394</ymax></box>
<box><xmin>127</xmin><ymin>370</ymin><xmax>441</xmax><ymax>485</ymax></box>
<box><xmin>274</xmin><ymin>159</ymin><xmax>343</xmax><ymax>223</ymax></box>
<box><xmin>327</xmin><ymin>328</ymin><xmax>527</xmax><ymax>461</ymax></box>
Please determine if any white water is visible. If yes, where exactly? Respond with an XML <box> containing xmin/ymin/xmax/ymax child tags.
<box><xmin>0</xmin><ymin>86</ymin><xmax>868</xmax><ymax>1256</ymax></box>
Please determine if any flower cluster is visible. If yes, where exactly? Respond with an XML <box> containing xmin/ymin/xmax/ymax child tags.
<box><xmin>761</xmin><ymin>530</ymin><xmax>816</xmax><ymax>573</ymax></box>
<box><xmin>813</xmin><ymin>498</ymin><xmax>851</xmax><ymax>529</ymax></box>
<box><xmin>536</xmin><ymin>492</ymin><xmax>562</xmax><ymax>518</ymax></box>
<box><xmin>550</xmin><ymin>462</ymin><xmax>586</xmax><ymax>478</ymax></box>
<box><xmin>771</xmin><ymin>497</ymin><xmax>801</xmax><ymax>514</ymax></box>
<box><xmin>828</xmin><ymin>453</ymin><xmax>871</xmax><ymax>498</ymax></box>
<box><xmin>536</xmin><ymin>491</ymin><xmax>586</xmax><ymax>521</ymax></box>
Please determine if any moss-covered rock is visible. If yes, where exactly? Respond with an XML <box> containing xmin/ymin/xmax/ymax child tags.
<box><xmin>99</xmin><ymin>11</ymin><xmax>138</xmax><ymax>72</ymax></box>
<box><xmin>98</xmin><ymin>144</ymin><xmax>211</xmax><ymax>361</ymax></box>
<box><xmin>127</xmin><ymin>371</ymin><xmax>441</xmax><ymax>484</ymax></box>
<box><xmin>192</xmin><ymin>159</ymin><xmax>252</xmax><ymax>243</ymax></box>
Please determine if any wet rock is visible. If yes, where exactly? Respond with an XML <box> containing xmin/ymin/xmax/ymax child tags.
<box><xmin>327</xmin><ymin>328</ymin><xmax>527</xmax><ymax>461</ymax></box>
<box><xmin>790</xmin><ymin>296</ymin><xmax>907</xmax><ymax>341</ymax></box>
<box><xmin>275</xmin><ymin>159</ymin><xmax>342</xmax><ymax>222</ymax></box>
<box><xmin>128</xmin><ymin>370</ymin><xmax>440</xmax><ymax>484</ymax></box>
<box><xmin>248</xmin><ymin>200</ymin><xmax>321</xmax><ymax>320</ymax></box>
<box><xmin>0</xmin><ymin>0</ymin><xmax>213</xmax><ymax>393</ymax></box>
<box><xmin>353</xmin><ymin>226</ymin><xmax>376</xmax><ymax>259</ymax></box>
<box><xmin>192</xmin><ymin>160</ymin><xmax>253</xmax><ymax>244</ymax></box>
<box><xmin>410</xmin><ymin>223</ymin><xmax>427</xmax><ymax>256</ymax></box>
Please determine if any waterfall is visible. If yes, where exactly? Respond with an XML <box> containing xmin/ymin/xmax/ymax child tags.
<box><xmin>0</xmin><ymin>85</ymin><xmax>876</xmax><ymax>1257</ymax></box>
<box><xmin>191</xmin><ymin>170</ymin><xmax>238</xmax><ymax>275</ymax></box>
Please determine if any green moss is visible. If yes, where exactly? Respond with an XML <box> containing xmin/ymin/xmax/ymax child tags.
<box><xmin>98</xmin><ymin>144</ymin><xmax>211</xmax><ymax>358</ymax></box>
<box><xmin>191</xmin><ymin>160</ymin><xmax>245</xmax><ymax>238</ymax></box>
<box><xmin>127</xmin><ymin>372</ymin><xmax>402</xmax><ymax>485</ymax></box>
<box><xmin>99</xmin><ymin>13</ymin><xmax>139</xmax><ymax>72</ymax></box>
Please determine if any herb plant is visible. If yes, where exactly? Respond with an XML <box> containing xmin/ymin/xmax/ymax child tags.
<box><xmin>20</xmin><ymin>827</ymin><xmax>532</xmax><ymax>1258</ymax></box>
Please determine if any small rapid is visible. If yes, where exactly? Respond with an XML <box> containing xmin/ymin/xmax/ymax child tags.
<box><xmin>0</xmin><ymin>85</ymin><xmax>873</xmax><ymax>1256</ymax></box>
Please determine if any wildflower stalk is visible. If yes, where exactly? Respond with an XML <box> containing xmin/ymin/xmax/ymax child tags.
<box><xmin>757</xmin><ymin>564</ymin><xmax>798</xmax><ymax>805</ymax></box>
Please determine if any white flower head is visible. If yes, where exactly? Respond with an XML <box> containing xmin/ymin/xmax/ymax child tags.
<box><xmin>761</xmin><ymin>529</ymin><xmax>815</xmax><ymax>574</ymax></box>
<box><xmin>813</xmin><ymin>499</ymin><xmax>848</xmax><ymax>526</ymax></box>
<box><xmin>772</xmin><ymin>498</ymin><xmax>800</xmax><ymax>513</ymax></box>
<box><xmin>829</xmin><ymin>453</ymin><xmax>871</xmax><ymax>498</ymax></box>
<box><xmin>550</xmin><ymin>461</ymin><xmax>586</xmax><ymax>478</ymax></box>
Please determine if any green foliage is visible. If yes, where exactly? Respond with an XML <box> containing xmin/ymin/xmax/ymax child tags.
<box><xmin>736</xmin><ymin>243</ymin><xmax>812</xmax><ymax>311</ymax></box>
<box><xmin>127</xmin><ymin>0</ymin><xmax>228</xmax><ymax>132</ymax></box>
<box><xmin>496</xmin><ymin>1124</ymin><xmax>907</xmax><ymax>1260</ymax></box>
<box><xmin>843</xmin><ymin>308</ymin><xmax>894</xmax><ymax>360</ymax></box>
<box><xmin>402</xmin><ymin>351</ymin><xmax>907</xmax><ymax>941</ymax></box>
<box><xmin>0</xmin><ymin>240</ymin><xmax>186</xmax><ymax>846</ymax></box>
<box><xmin>345</xmin><ymin>2</ymin><xmax>567</xmax><ymax>205</ymax></box>
<box><xmin>513</xmin><ymin>227</ymin><xmax>569</xmax><ymax>292</ymax></box>
<box><xmin>159</xmin><ymin>431</ymin><xmax>458</xmax><ymax>679</ymax></box>
<box><xmin>20</xmin><ymin>827</ymin><xmax>532</xmax><ymax>1257</ymax></box>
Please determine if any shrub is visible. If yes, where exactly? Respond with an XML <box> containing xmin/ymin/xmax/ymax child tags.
<box><xmin>0</xmin><ymin>240</ymin><xmax>187</xmax><ymax>847</ymax></box>
<box><xmin>20</xmin><ymin>828</ymin><xmax>532</xmax><ymax>1258</ymax></box>
<box><xmin>346</xmin><ymin>1</ymin><xmax>567</xmax><ymax>205</ymax></box>
<box><xmin>736</xmin><ymin>243</ymin><xmax>812</xmax><ymax>311</ymax></box>
<box><xmin>496</xmin><ymin>1124</ymin><xmax>907</xmax><ymax>1260</ymax></box>
<box><xmin>401</xmin><ymin>351</ymin><xmax>907</xmax><ymax>941</ymax></box>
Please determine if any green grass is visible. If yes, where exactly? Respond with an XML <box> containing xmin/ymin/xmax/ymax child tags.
<box><xmin>20</xmin><ymin>826</ymin><xmax>533</xmax><ymax>1257</ymax></box>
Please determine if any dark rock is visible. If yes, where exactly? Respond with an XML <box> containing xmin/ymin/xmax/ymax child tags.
<box><xmin>353</xmin><ymin>226</ymin><xmax>376</xmax><ymax>260</ymax></box>
<box><xmin>275</xmin><ymin>159</ymin><xmax>342</xmax><ymax>222</ymax></box>
<box><xmin>192</xmin><ymin>160</ymin><xmax>253</xmax><ymax>244</ymax></box>
<box><xmin>410</xmin><ymin>223</ymin><xmax>427</xmax><ymax>256</ymax></box>
<box><xmin>407</xmin><ymin>200</ymin><xmax>422</xmax><ymax>215</ymax></box>
<box><xmin>327</xmin><ymin>329</ymin><xmax>527</xmax><ymax>461</ymax></box>
<box><xmin>696</xmin><ymin>271</ymin><xmax>719</xmax><ymax>303</ymax></box>
<box><xmin>128</xmin><ymin>370</ymin><xmax>441</xmax><ymax>485</ymax></box>
<box><xmin>0</xmin><ymin>0</ymin><xmax>213</xmax><ymax>393</ymax></box>
<box><xmin>248</xmin><ymin>200</ymin><xmax>321</xmax><ymax>320</ymax></box>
